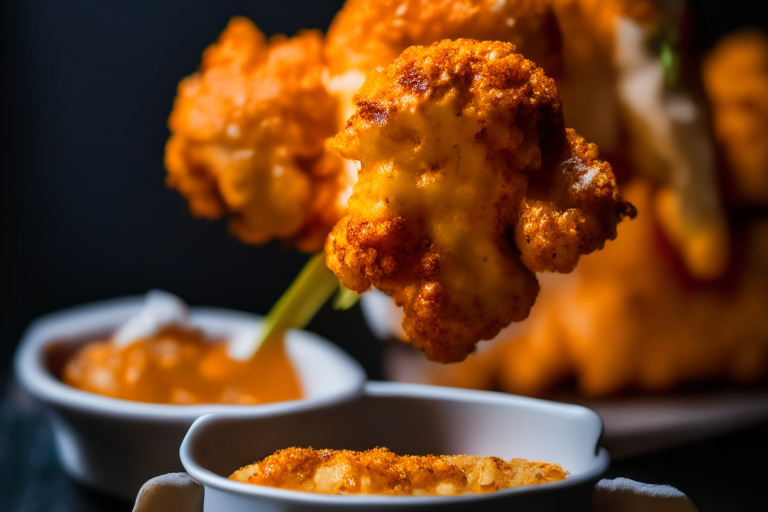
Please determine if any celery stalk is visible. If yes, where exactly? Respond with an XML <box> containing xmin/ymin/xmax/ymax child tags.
<box><xmin>252</xmin><ymin>252</ymin><xmax>340</xmax><ymax>356</ymax></box>
<box><xmin>333</xmin><ymin>284</ymin><xmax>361</xmax><ymax>310</ymax></box>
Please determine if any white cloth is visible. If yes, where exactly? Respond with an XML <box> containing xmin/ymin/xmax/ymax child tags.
<box><xmin>133</xmin><ymin>472</ymin><xmax>203</xmax><ymax>512</ymax></box>
<box><xmin>133</xmin><ymin>474</ymin><xmax>698</xmax><ymax>512</ymax></box>
<box><xmin>594</xmin><ymin>478</ymin><xmax>699</xmax><ymax>512</ymax></box>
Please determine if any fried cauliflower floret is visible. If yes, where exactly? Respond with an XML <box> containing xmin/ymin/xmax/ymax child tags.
<box><xmin>325</xmin><ymin>0</ymin><xmax>556</xmax><ymax>76</ymax></box>
<box><xmin>704</xmin><ymin>29</ymin><xmax>768</xmax><ymax>207</ymax></box>
<box><xmin>326</xmin><ymin>39</ymin><xmax>633</xmax><ymax>363</ymax></box>
<box><xmin>229</xmin><ymin>447</ymin><xmax>567</xmax><ymax>495</ymax></box>
<box><xmin>323</xmin><ymin>0</ymin><xmax>564</xmax><ymax>217</ymax></box>
<box><xmin>165</xmin><ymin>17</ymin><xmax>347</xmax><ymax>252</ymax></box>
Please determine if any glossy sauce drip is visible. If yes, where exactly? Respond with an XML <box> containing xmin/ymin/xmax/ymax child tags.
<box><xmin>62</xmin><ymin>326</ymin><xmax>302</xmax><ymax>404</ymax></box>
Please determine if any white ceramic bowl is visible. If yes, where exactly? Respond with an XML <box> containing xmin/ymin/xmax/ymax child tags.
<box><xmin>14</xmin><ymin>296</ymin><xmax>366</xmax><ymax>500</ymax></box>
<box><xmin>181</xmin><ymin>381</ymin><xmax>609</xmax><ymax>511</ymax></box>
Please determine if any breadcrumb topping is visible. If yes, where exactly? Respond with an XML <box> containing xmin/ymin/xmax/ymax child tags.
<box><xmin>230</xmin><ymin>447</ymin><xmax>568</xmax><ymax>495</ymax></box>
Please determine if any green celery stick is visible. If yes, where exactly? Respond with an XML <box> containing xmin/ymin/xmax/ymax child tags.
<box><xmin>333</xmin><ymin>284</ymin><xmax>360</xmax><ymax>310</ymax></box>
<box><xmin>252</xmin><ymin>252</ymin><xmax>340</xmax><ymax>356</ymax></box>
<box><xmin>660</xmin><ymin>40</ymin><xmax>679</xmax><ymax>89</ymax></box>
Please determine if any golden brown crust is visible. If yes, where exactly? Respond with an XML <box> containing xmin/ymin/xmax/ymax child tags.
<box><xmin>516</xmin><ymin>128</ymin><xmax>635</xmax><ymax>273</ymax></box>
<box><xmin>165</xmin><ymin>17</ymin><xmax>348</xmax><ymax>251</ymax></box>
<box><xmin>326</xmin><ymin>39</ymin><xmax>633</xmax><ymax>363</ymax></box>
<box><xmin>230</xmin><ymin>447</ymin><xmax>567</xmax><ymax>495</ymax></box>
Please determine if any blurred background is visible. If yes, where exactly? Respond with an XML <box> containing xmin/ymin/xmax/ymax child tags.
<box><xmin>1</xmin><ymin>0</ymin><xmax>768</xmax><ymax>510</ymax></box>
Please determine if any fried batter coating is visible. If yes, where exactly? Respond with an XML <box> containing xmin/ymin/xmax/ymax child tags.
<box><xmin>230</xmin><ymin>447</ymin><xmax>567</xmax><ymax>495</ymax></box>
<box><xmin>326</xmin><ymin>39</ymin><xmax>633</xmax><ymax>363</ymax></box>
<box><xmin>516</xmin><ymin>128</ymin><xmax>634</xmax><ymax>273</ymax></box>
<box><xmin>165</xmin><ymin>17</ymin><xmax>347</xmax><ymax>251</ymax></box>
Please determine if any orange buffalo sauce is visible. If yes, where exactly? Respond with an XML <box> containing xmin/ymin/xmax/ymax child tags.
<box><xmin>62</xmin><ymin>326</ymin><xmax>302</xmax><ymax>404</ymax></box>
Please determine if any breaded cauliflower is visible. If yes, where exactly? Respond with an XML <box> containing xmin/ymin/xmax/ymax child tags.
<box><xmin>230</xmin><ymin>447</ymin><xmax>567</xmax><ymax>495</ymax></box>
<box><xmin>704</xmin><ymin>29</ymin><xmax>768</xmax><ymax>207</ymax></box>
<box><xmin>165</xmin><ymin>17</ymin><xmax>348</xmax><ymax>252</ymax></box>
<box><xmin>326</xmin><ymin>39</ymin><xmax>634</xmax><ymax>362</ymax></box>
<box><xmin>325</xmin><ymin>0</ymin><xmax>557</xmax><ymax>75</ymax></box>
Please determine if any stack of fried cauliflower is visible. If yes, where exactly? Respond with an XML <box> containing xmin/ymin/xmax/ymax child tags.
<box><xmin>165</xmin><ymin>1</ymin><xmax>633</xmax><ymax>363</ymax></box>
<box><xmin>165</xmin><ymin>0</ymin><xmax>768</xmax><ymax>394</ymax></box>
<box><xmin>166</xmin><ymin>1</ymin><xmax>566</xmax><ymax>253</ymax></box>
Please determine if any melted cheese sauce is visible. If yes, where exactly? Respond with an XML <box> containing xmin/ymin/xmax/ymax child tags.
<box><xmin>62</xmin><ymin>326</ymin><xmax>302</xmax><ymax>405</ymax></box>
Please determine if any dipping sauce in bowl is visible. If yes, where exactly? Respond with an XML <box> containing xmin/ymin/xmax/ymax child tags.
<box><xmin>61</xmin><ymin>290</ymin><xmax>303</xmax><ymax>405</ymax></box>
<box><xmin>62</xmin><ymin>325</ymin><xmax>301</xmax><ymax>405</ymax></box>
<box><xmin>15</xmin><ymin>293</ymin><xmax>366</xmax><ymax>499</ymax></box>
<box><xmin>180</xmin><ymin>382</ymin><xmax>608</xmax><ymax>511</ymax></box>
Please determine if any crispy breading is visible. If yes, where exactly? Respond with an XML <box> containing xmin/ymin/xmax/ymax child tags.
<box><xmin>165</xmin><ymin>17</ymin><xmax>348</xmax><ymax>252</ymax></box>
<box><xmin>516</xmin><ymin>128</ymin><xmax>635</xmax><ymax>273</ymax></box>
<box><xmin>326</xmin><ymin>39</ymin><xmax>634</xmax><ymax>363</ymax></box>
<box><xmin>230</xmin><ymin>447</ymin><xmax>567</xmax><ymax>495</ymax></box>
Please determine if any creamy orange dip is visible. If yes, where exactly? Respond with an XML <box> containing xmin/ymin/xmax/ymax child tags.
<box><xmin>62</xmin><ymin>326</ymin><xmax>302</xmax><ymax>405</ymax></box>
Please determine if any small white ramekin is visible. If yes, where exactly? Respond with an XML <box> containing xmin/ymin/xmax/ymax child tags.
<box><xmin>14</xmin><ymin>296</ymin><xmax>366</xmax><ymax>500</ymax></box>
<box><xmin>181</xmin><ymin>381</ymin><xmax>609</xmax><ymax>511</ymax></box>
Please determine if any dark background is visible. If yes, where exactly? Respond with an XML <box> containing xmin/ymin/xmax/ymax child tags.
<box><xmin>1</xmin><ymin>2</ymin><xmax>768</xmax><ymax>510</ymax></box>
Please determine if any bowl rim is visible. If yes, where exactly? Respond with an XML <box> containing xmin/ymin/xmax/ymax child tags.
<box><xmin>13</xmin><ymin>295</ymin><xmax>367</xmax><ymax>420</ymax></box>
<box><xmin>180</xmin><ymin>381</ymin><xmax>610</xmax><ymax>506</ymax></box>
